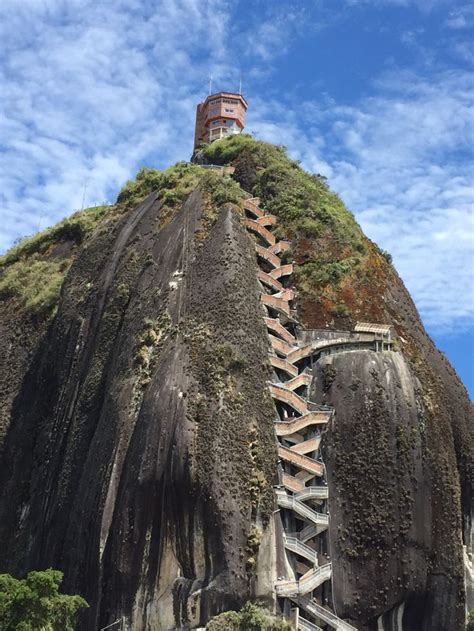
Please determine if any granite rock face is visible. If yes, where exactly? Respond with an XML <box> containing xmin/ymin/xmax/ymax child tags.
<box><xmin>313</xmin><ymin>348</ymin><xmax>466</xmax><ymax>631</ymax></box>
<box><xmin>0</xmin><ymin>141</ymin><xmax>472</xmax><ymax>631</ymax></box>
<box><xmin>0</xmin><ymin>192</ymin><xmax>276</xmax><ymax>630</ymax></box>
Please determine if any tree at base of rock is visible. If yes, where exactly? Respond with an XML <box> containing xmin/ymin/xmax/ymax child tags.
<box><xmin>0</xmin><ymin>568</ymin><xmax>88</xmax><ymax>631</ymax></box>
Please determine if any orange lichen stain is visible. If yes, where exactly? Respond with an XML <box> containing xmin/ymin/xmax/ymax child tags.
<box><xmin>296</xmin><ymin>240</ymin><xmax>394</xmax><ymax>330</ymax></box>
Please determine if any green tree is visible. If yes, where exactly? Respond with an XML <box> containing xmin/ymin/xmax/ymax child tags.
<box><xmin>467</xmin><ymin>608</ymin><xmax>474</xmax><ymax>631</ymax></box>
<box><xmin>0</xmin><ymin>569</ymin><xmax>88</xmax><ymax>630</ymax></box>
<box><xmin>206</xmin><ymin>602</ymin><xmax>292</xmax><ymax>630</ymax></box>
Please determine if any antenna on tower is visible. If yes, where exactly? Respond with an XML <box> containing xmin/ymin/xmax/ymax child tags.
<box><xmin>239</xmin><ymin>74</ymin><xmax>242</xmax><ymax>95</ymax></box>
<box><xmin>208</xmin><ymin>75</ymin><xmax>213</xmax><ymax>96</ymax></box>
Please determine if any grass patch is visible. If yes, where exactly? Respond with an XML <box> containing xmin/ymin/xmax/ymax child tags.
<box><xmin>199</xmin><ymin>169</ymin><xmax>243</xmax><ymax>207</ymax></box>
<box><xmin>117</xmin><ymin>161</ymin><xmax>203</xmax><ymax>208</ymax></box>
<box><xmin>294</xmin><ymin>258</ymin><xmax>361</xmax><ymax>294</ymax></box>
<box><xmin>117</xmin><ymin>161</ymin><xmax>243</xmax><ymax>213</ymax></box>
<box><xmin>0</xmin><ymin>204</ymin><xmax>116</xmax><ymax>320</ymax></box>
<box><xmin>1</xmin><ymin>205</ymin><xmax>113</xmax><ymax>267</ymax></box>
<box><xmin>0</xmin><ymin>257</ymin><xmax>70</xmax><ymax>317</ymax></box>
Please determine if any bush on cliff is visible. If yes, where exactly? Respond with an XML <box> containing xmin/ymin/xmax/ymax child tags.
<box><xmin>467</xmin><ymin>609</ymin><xmax>474</xmax><ymax>631</ymax></box>
<box><xmin>0</xmin><ymin>569</ymin><xmax>88</xmax><ymax>631</ymax></box>
<box><xmin>117</xmin><ymin>162</ymin><xmax>203</xmax><ymax>207</ymax></box>
<box><xmin>0</xmin><ymin>258</ymin><xmax>68</xmax><ymax>318</ymax></box>
<box><xmin>0</xmin><ymin>204</ymin><xmax>115</xmax><ymax>320</ymax></box>
<box><xmin>117</xmin><ymin>162</ymin><xmax>243</xmax><ymax>210</ymax></box>
<box><xmin>206</xmin><ymin>602</ymin><xmax>292</xmax><ymax>630</ymax></box>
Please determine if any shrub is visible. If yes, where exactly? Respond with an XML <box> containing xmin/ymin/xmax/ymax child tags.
<box><xmin>322</xmin><ymin>364</ymin><xmax>338</xmax><ymax>391</ymax></box>
<box><xmin>373</xmin><ymin>243</ymin><xmax>392</xmax><ymax>264</ymax></box>
<box><xmin>0</xmin><ymin>569</ymin><xmax>88</xmax><ymax>631</ymax></box>
<box><xmin>116</xmin><ymin>162</ymin><xmax>202</xmax><ymax>208</ymax></box>
<box><xmin>206</xmin><ymin>602</ymin><xmax>292</xmax><ymax>631</ymax></box>
<box><xmin>217</xmin><ymin>343</ymin><xmax>247</xmax><ymax>373</ymax></box>
<box><xmin>0</xmin><ymin>258</ymin><xmax>68</xmax><ymax>317</ymax></box>
<box><xmin>199</xmin><ymin>170</ymin><xmax>243</xmax><ymax>207</ymax></box>
<box><xmin>331</xmin><ymin>303</ymin><xmax>351</xmax><ymax>318</ymax></box>
<box><xmin>467</xmin><ymin>609</ymin><xmax>474</xmax><ymax>631</ymax></box>
<box><xmin>206</xmin><ymin>610</ymin><xmax>240</xmax><ymax>631</ymax></box>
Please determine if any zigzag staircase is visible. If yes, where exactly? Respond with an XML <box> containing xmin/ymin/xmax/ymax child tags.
<box><xmin>243</xmin><ymin>197</ymin><xmax>357</xmax><ymax>631</ymax></box>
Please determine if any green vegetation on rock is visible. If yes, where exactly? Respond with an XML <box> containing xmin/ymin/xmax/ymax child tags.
<box><xmin>201</xmin><ymin>134</ymin><xmax>362</xmax><ymax>251</ymax></box>
<box><xmin>200</xmin><ymin>134</ymin><xmax>378</xmax><ymax>326</ymax></box>
<box><xmin>467</xmin><ymin>609</ymin><xmax>474</xmax><ymax>631</ymax></box>
<box><xmin>117</xmin><ymin>162</ymin><xmax>202</xmax><ymax>207</ymax></box>
<box><xmin>1</xmin><ymin>205</ymin><xmax>113</xmax><ymax>267</ymax></box>
<box><xmin>0</xmin><ymin>258</ymin><xmax>68</xmax><ymax>318</ymax></box>
<box><xmin>0</xmin><ymin>205</ymin><xmax>115</xmax><ymax>319</ymax></box>
<box><xmin>0</xmin><ymin>569</ymin><xmax>88</xmax><ymax>631</ymax></box>
<box><xmin>117</xmin><ymin>161</ymin><xmax>242</xmax><ymax>210</ymax></box>
<box><xmin>206</xmin><ymin>602</ymin><xmax>292</xmax><ymax>631</ymax></box>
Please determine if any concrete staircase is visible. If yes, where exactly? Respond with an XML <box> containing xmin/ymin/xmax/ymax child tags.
<box><xmin>242</xmin><ymin>197</ymin><xmax>388</xmax><ymax>631</ymax></box>
<box><xmin>297</xmin><ymin>597</ymin><xmax>357</xmax><ymax>631</ymax></box>
<box><xmin>243</xmin><ymin>196</ymin><xmax>343</xmax><ymax>630</ymax></box>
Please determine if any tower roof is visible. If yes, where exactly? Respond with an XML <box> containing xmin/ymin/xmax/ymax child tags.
<box><xmin>201</xmin><ymin>91</ymin><xmax>248</xmax><ymax>109</ymax></box>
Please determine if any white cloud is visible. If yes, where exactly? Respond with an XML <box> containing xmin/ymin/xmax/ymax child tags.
<box><xmin>0</xmin><ymin>0</ymin><xmax>308</xmax><ymax>251</ymax></box>
<box><xmin>0</xmin><ymin>0</ymin><xmax>234</xmax><ymax>249</ymax></box>
<box><xmin>445</xmin><ymin>4</ymin><xmax>474</xmax><ymax>29</ymax></box>
<box><xmin>0</xmin><ymin>0</ymin><xmax>472</xmax><ymax>338</ymax></box>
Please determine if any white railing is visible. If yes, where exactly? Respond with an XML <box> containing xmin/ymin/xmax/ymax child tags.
<box><xmin>274</xmin><ymin>411</ymin><xmax>331</xmax><ymax>436</ymax></box>
<box><xmin>276</xmin><ymin>490</ymin><xmax>328</xmax><ymax>528</ymax></box>
<box><xmin>297</xmin><ymin>597</ymin><xmax>358</xmax><ymax>631</ymax></box>
<box><xmin>295</xmin><ymin>486</ymin><xmax>328</xmax><ymax>501</ymax></box>
<box><xmin>99</xmin><ymin>618</ymin><xmax>125</xmax><ymax>631</ymax></box>
<box><xmin>285</xmin><ymin>526</ymin><xmax>319</xmax><ymax>542</ymax></box>
<box><xmin>295</xmin><ymin>524</ymin><xmax>318</xmax><ymax>542</ymax></box>
<box><xmin>276</xmin><ymin>564</ymin><xmax>332</xmax><ymax>597</ymax></box>
<box><xmin>276</xmin><ymin>579</ymin><xmax>299</xmax><ymax>597</ymax></box>
<box><xmin>299</xmin><ymin>563</ymin><xmax>332</xmax><ymax>593</ymax></box>
<box><xmin>299</xmin><ymin>616</ymin><xmax>323</xmax><ymax>631</ymax></box>
<box><xmin>284</xmin><ymin>536</ymin><xmax>318</xmax><ymax>564</ymax></box>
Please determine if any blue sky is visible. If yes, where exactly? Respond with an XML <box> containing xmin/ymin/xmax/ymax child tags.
<box><xmin>0</xmin><ymin>0</ymin><xmax>473</xmax><ymax>396</ymax></box>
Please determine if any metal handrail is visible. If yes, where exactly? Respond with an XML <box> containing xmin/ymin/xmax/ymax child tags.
<box><xmin>284</xmin><ymin>536</ymin><xmax>318</xmax><ymax>563</ymax></box>
<box><xmin>295</xmin><ymin>486</ymin><xmax>328</xmax><ymax>501</ymax></box>
<box><xmin>276</xmin><ymin>564</ymin><xmax>332</xmax><ymax>596</ymax></box>
<box><xmin>276</xmin><ymin>490</ymin><xmax>328</xmax><ymax>526</ymax></box>
<box><xmin>99</xmin><ymin>618</ymin><xmax>125</xmax><ymax>631</ymax></box>
<box><xmin>299</xmin><ymin>616</ymin><xmax>323</xmax><ymax>631</ymax></box>
<box><xmin>299</xmin><ymin>563</ymin><xmax>331</xmax><ymax>593</ymax></box>
<box><xmin>297</xmin><ymin>597</ymin><xmax>358</xmax><ymax>631</ymax></box>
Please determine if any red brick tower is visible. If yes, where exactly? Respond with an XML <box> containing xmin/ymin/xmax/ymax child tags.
<box><xmin>193</xmin><ymin>92</ymin><xmax>248</xmax><ymax>151</ymax></box>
